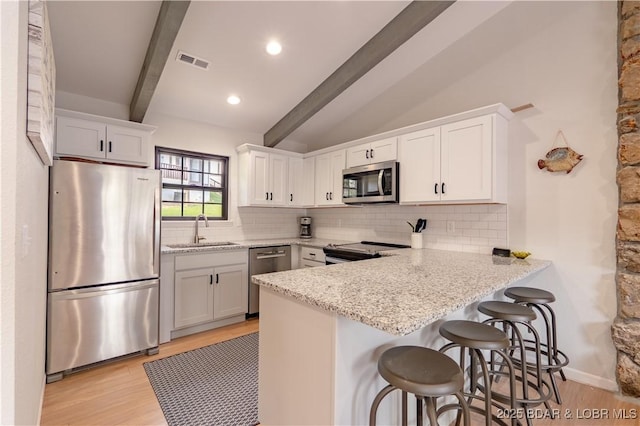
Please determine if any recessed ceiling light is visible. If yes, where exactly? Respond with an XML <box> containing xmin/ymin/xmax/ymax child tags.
<box><xmin>227</xmin><ymin>95</ymin><xmax>241</xmax><ymax>105</ymax></box>
<box><xmin>266</xmin><ymin>40</ymin><xmax>282</xmax><ymax>56</ymax></box>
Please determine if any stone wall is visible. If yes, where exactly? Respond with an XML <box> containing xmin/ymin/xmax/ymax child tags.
<box><xmin>615</xmin><ymin>1</ymin><xmax>640</xmax><ymax>397</ymax></box>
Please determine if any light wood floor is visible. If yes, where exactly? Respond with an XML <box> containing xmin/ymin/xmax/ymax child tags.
<box><xmin>41</xmin><ymin>319</ymin><xmax>640</xmax><ymax>425</ymax></box>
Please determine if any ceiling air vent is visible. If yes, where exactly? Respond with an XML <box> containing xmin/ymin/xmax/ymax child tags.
<box><xmin>176</xmin><ymin>50</ymin><xmax>210</xmax><ymax>70</ymax></box>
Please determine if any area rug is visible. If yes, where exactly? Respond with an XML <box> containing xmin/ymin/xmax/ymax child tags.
<box><xmin>144</xmin><ymin>332</ymin><xmax>259</xmax><ymax>426</ymax></box>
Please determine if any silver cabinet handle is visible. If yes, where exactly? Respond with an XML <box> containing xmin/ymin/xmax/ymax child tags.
<box><xmin>256</xmin><ymin>250</ymin><xmax>287</xmax><ymax>259</ymax></box>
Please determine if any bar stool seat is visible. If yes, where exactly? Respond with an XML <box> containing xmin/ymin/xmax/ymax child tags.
<box><xmin>478</xmin><ymin>301</ymin><xmax>536</xmax><ymax>323</ymax></box>
<box><xmin>370</xmin><ymin>346</ymin><xmax>470</xmax><ymax>426</ymax></box>
<box><xmin>504</xmin><ymin>287</ymin><xmax>555</xmax><ymax>304</ymax></box>
<box><xmin>440</xmin><ymin>319</ymin><xmax>510</xmax><ymax>351</ymax></box>
<box><xmin>378</xmin><ymin>346</ymin><xmax>464</xmax><ymax>396</ymax></box>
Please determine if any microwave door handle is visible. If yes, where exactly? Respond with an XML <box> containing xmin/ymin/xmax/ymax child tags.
<box><xmin>377</xmin><ymin>169</ymin><xmax>384</xmax><ymax>195</ymax></box>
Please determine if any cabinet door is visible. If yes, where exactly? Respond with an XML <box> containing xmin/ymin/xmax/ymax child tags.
<box><xmin>106</xmin><ymin>125</ymin><xmax>149</xmax><ymax>166</ymax></box>
<box><xmin>314</xmin><ymin>153</ymin><xmax>331</xmax><ymax>205</ymax></box>
<box><xmin>328</xmin><ymin>150</ymin><xmax>346</xmax><ymax>205</ymax></box>
<box><xmin>55</xmin><ymin>116</ymin><xmax>106</xmax><ymax>160</ymax></box>
<box><xmin>440</xmin><ymin>115</ymin><xmax>493</xmax><ymax>201</ymax></box>
<box><xmin>287</xmin><ymin>157</ymin><xmax>303</xmax><ymax>206</ymax></box>
<box><xmin>345</xmin><ymin>143</ymin><xmax>371</xmax><ymax>168</ymax></box>
<box><xmin>269</xmin><ymin>153</ymin><xmax>288</xmax><ymax>206</ymax></box>
<box><xmin>398</xmin><ymin>128</ymin><xmax>441</xmax><ymax>203</ymax></box>
<box><xmin>369</xmin><ymin>137</ymin><xmax>397</xmax><ymax>164</ymax></box>
<box><xmin>302</xmin><ymin>157</ymin><xmax>315</xmax><ymax>206</ymax></box>
<box><xmin>213</xmin><ymin>263</ymin><xmax>248</xmax><ymax>320</ymax></box>
<box><xmin>174</xmin><ymin>268</ymin><xmax>214</xmax><ymax>329</ymax></box>
<box><xmin>250</xmin><ymin>151</ymin><xmax>271</xmax><ymax>205</ymax></box>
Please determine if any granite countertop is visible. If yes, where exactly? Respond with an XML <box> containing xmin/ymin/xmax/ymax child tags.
<box><xmin>161</xmin><ymin>238</ymin><xmax>352</xmax><ymax>254</ymax></box>
<box><xmin>252</xmin><ymin>248</ymin><xmax>551</xmax><ymax>336</ymax></box>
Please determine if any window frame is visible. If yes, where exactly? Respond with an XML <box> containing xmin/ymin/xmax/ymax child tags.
<box><xmin>155</xmin><ymin>146</ymin><xmax>229</xmax><ymax>221</ymax></box>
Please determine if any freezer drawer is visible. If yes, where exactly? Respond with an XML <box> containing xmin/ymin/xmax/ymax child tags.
<box><xmin>46</xmin><ymin>280</ymin><xmax>159</xmax><ymax>376</ymax></box>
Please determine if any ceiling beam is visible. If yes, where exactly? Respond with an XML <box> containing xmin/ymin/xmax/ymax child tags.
<box><xmin>130</xmin><ymin>1</ymin><xmax>190</xmax><ymax>123</ymax></box>
<box><xmin>264</xmin><ymin>0</ymin><xmax>455</xmax><ymax>148</ymax></box>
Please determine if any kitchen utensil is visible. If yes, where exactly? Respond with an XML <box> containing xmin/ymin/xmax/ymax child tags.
<box><xmin>415</xmin><ymin>218</ymin><xmax>427</xmax><ymax>233</ymax></box>
<box><xmin>407</xmin><ymin>221</ymin><xmax>415</xmax><ymax>232</ymax></box>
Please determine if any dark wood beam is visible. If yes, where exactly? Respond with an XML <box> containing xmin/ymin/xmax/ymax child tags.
<box><xmin>264</xmin><ymin>0</ymin><xmax>455</xmax><ymax>147</ymax></box>
<box><xmin>130</xmin><ymin>1</ymin><xmax>190</xmax><ymax>123</ymax></box>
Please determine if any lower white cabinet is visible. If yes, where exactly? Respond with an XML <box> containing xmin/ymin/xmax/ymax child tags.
<box><xmin>174</xmin><ymin>267</ymin><xmax>215</xmax><ymax>328</ymax></box>
<box><xmin>299</xmin><ymin>246</ymin><xmax>325</xmax><ymax>268</ymax></box>
<box><xmin>164</xmin><ymin>249</ymin><xmax>249</xmax><ymax>339</ymax></box>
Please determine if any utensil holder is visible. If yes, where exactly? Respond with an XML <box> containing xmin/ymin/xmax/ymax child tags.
<box><xmin>411</xmin><ymin>232</ymin><xmax>423</xmax><ymax>249</ymax></box>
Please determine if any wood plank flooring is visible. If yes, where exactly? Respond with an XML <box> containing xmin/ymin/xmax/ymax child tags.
<box><xmin>41</xmin><ymin>319</ymin><xmax>640</xmax><ymax>425</ymax></box>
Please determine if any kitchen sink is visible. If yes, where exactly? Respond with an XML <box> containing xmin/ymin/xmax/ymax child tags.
<box><xmin>166</xmin><ymin>241</ymin><xmax>240</xmax><ymax>249</ymax></box>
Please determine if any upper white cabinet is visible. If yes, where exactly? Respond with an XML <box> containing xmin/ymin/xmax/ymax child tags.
<box><xmin>398</xmin><ymin>113</ymin><xmax>508</xmax><ymax>204</ymax></box>
<box><xmin>314</xmin><ymin>149</ymin><xmax>345</xmax><ymax>206</ymax></box>
<box><xmin>237</xmin><ymin>144</ymin><xmax>307</xmax><ymax>207</ymax></box>
<box><xmin>346</xmin><ymin>137</ymin><xmax>397</xmax><ymax>168</ymax></box>
<box><xmin>55</xmin><ymin>109</ymin><xmax>155</xmax><ymax>167</ymax></box>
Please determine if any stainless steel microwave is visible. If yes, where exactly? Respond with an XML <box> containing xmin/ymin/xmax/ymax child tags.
<box><xmin>342</xmin><ymin>161</ymin><xmax>399</xmax><ymax>204</ymax></box>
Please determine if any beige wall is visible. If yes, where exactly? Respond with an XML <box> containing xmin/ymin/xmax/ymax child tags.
<box><xmin>1</xmin><ymin>0</ymin><xmax>50</xmax><ymax>424</ymax></box>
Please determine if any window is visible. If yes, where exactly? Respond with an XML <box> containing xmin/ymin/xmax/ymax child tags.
<box><xmin>156</xmin><ymin>147</ymin><xmax>228</xmax><ymax>220</ymax></box>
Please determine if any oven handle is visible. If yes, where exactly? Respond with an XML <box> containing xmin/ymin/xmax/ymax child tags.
<box><xmin>325</xmin><ymin>256</ymin><xmax>351</xmax><ymax>265</ymax></box>
<box><xmin>377</xmin><ymin>169</ymin><xmax>384</xmax><ymax>195</ymax></box>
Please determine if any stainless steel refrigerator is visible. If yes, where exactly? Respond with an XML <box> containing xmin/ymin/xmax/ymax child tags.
<box><xmin>46</xmin><ymin>159</ymin><xmax>160</xmax><ymax>383</ymax></box>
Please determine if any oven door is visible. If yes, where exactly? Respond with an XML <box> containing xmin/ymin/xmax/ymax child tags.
<box><xmin>342</xmin><ymin>161</ymin><xmax>398</xmax><ymax>204</ymax></box>
<box><xmin>325</xmin><ymin>256</ymin><xmax>351</xmax><ymax>265</ymax></box>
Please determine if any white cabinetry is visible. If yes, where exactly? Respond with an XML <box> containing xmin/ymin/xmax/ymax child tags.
<box><xmin>174</xmin><ymin>267</ymin><xmax>214</xmax><ymax>328</ymax></box>
<box><xmin>299</xmin><ymin>246</ymin><xmax>325</xmax><ymax>268</ymax></box>
<box><xmin>170</xmin><ymin>250</ymin><xmax>248</xmax><ymax>337</ymax></box>
<box><xmin>399</xmin><ymin>113</ymin><xmax>507</xmax><ymax>204</ymax></box>
<box><xmin>314</xmin><ymin>150</ymin><xmax>345</xmax><ymax>206</ymax></box>
<box><xmin>346</xmin><ymin>137</ymin><xmax>397</xmax><ymax>168</ymax></box>
<box><xmin>238</xmin><ymin>145</ymin><xmax>308</xmax><ymax>207</ymax></box>
<box><xmin>55</xmin><ymin>109</ymin><xmax>154</xmax><ymax>166</ymax></box>
<box><xmin>287</xmin><ymin>157</ymin><xmax>303</xmax><ymax>206</ymax></box>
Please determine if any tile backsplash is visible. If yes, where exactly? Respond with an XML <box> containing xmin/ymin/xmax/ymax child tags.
<box><xmin>160</xmin><ymin>207</ymin><xmax>305</xmax><ymax>245</ymax></box>
<box><xmin>160</xmin><ymin>204</ymin><xmax>507</xmax><ymax>254</ymax></box>
<box><xmin>311</xmin><ymin>204</ymin><xmax>508</xmax><ymax>254</ymax></box>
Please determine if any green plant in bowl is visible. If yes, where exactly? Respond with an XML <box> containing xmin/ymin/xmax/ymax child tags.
<box><xmin>512</xmin><ymin>251</ymin><xmax>531</xmax><ymax>259</ymax></box>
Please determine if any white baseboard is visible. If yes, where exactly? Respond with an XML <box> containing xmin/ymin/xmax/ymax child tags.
<box><xmin>563</xmin><ymin>367</ymin><xmax>618</xmax><ymax>392</ymax></box>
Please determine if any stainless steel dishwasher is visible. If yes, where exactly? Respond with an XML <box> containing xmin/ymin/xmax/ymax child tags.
<box><xmin>248</xmin><ymin>245</ymin><xmax>291</xmax><ymax>317</ymax></box>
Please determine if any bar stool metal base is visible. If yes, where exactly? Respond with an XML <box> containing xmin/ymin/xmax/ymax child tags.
<box><xmin>478</xmin><ymin>301</ymin><xmax>554</xmax><ymax>426</ymax></box>
<box><xmin>439</xmin><ymin>320</ymin><xmax>520</xmax><ymax>426</ymax></box>
<box><xmin>504</xmin><ymin>287</ymin><xmax>569</xmax><ymax>404</ymax></box>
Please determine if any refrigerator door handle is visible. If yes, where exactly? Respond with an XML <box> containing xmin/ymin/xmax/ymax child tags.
<box><xmin>49</xmin><ymin>280</ymin><xmax>159</xmax><ymax>301</ymax></box>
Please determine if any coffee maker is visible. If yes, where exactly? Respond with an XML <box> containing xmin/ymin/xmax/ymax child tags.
<box><xmin>299</xmin><ymin>217</ymin><xmax>312</xmax><ymax>239</ymax></box>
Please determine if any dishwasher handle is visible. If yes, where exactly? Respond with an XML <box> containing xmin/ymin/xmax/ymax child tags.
<box><xmin>255</xmin><ymin>250</ymin><xmax>287</xmax><ymax>259</ymax></box>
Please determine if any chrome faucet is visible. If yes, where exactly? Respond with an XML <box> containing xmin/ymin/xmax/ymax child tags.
<box><xmin>194</xmin><ymin>214</ymin><xmax>209</xmax><ymax>244</ymax></box>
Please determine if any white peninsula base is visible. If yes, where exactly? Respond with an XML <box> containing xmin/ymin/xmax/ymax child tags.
<box><xmin>258</xmin><ymin>286</ymin><xmax>498</xmax><ymax>425</ymax></box>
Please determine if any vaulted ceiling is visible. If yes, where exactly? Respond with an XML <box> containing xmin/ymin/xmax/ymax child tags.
<box><xmin>48</xmin><ymin>1</ymin><xmax>513</xmax><ymax>152</ymax></box>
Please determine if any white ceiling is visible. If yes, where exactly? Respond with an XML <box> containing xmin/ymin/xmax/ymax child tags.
<box><xmin>48</xmin><ymin>1</ymin><xmax>513</xmax><ymax>152</ymax></box>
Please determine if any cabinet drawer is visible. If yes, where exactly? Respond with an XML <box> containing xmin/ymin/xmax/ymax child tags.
<box><xmin>301</xmin><ymin>259</ymin><xmax>325</xmax><ymax>268</ymax></box>
<box><xmin>175</xmin><ymin>250</ymin><xmax>248</xmax><ymax>271</ymax></box>
<box><xmin>300</xmin><ymin>246</ymin><xmax>325</xmax><ymax>263</ymax></box>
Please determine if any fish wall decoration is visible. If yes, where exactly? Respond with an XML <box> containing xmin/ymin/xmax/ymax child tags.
<box><xmin>537</xmin><ymin>130</ymin><xmax>583</xmax><ymax>174</ymax></box>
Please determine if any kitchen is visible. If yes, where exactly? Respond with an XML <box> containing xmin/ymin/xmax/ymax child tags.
<box><xmin>0</xmin><ymin>1</ymin><xmax>634</xmax><ymax>425</ymax></box>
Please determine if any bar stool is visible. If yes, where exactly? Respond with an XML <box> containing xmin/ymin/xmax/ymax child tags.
<box><xmin>439</xmin><ymin>320</ymin><xmax>518</xmax><ymax>426</ymax></box>
<box><xmin>478</xmin><ymin>301</ymin><xmax>553</xmax><ymax>426</ymax></box>
<box><xmin>369</xmin><ymin>346</ymin><xmax>471</xmax><ymax>426</ymax></box>
<box><xmin>503</xmin><ymin>287</ymin><xmax>569</xmax><ymax>404</ymax></box>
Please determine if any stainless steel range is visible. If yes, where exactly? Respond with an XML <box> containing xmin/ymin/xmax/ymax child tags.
<box><xmin>323</xmin><ymin>241</ymin><xmax>410</xmax><ymax>264</ymax></box>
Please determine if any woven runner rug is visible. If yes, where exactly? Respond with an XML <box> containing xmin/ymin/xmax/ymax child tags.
<box><xmin>144</xmin><ymin>332</ymin><xmax>259</xmax><ymax>426</ymax></box>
